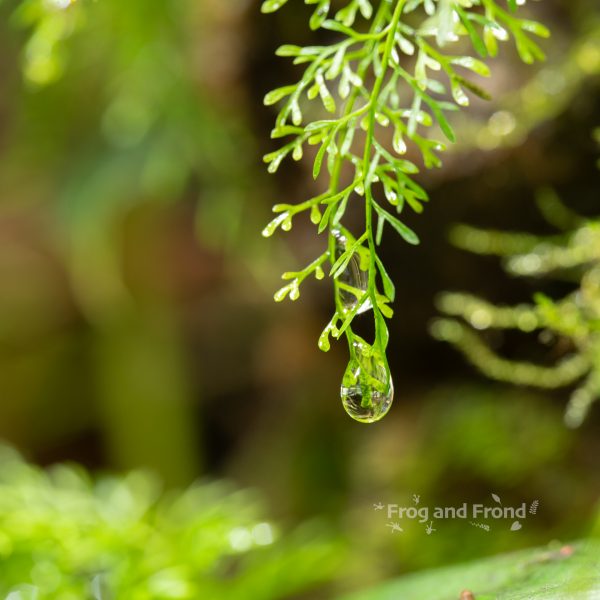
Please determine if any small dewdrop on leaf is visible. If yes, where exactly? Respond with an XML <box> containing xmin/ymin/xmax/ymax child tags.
<box><xmin>273</xmin><ymin>284</ymin><xmax>291</xmax><ymax>302</ymax></box>
<box><xmin>384</xmin><ymin>186</ymin><xmax>398</xmax><ymax>206</ymax></box>
<box><xmin>318</xmin><ymin>315</ymin><xmax>340</xmax><ymax>352</ymax></box>
<box><xmin>315</xmin><ymin>71</ymin><xmax>336</xmax><ymax>113</ymax></box>
<box><xmin>451</xmin><ymin>80</ymin><xmax>470</xmax><ymax>106</ymax></box>
<box><xmin>451</xmin><ymin>56</ymin><xmax>491</xmax><ymax>77</ymax></box>
<box><xmin>339</xmin><ymin>75</ymin><xmax>351</xmax><ymax>100</ymax></box>
<box><xmin>281</xmin><ymin>215</ymin><xmax>293</xmax><ymax>231</ymax></box>
<box><xmin>289</xmin><ymin>280</ymin><xmax>300</xmax><ymax>300</ymax></box>
<box><xmin>264</xmin><ymin>150</ymin><xmax>286</xmax><ymax>174</ymax></box>
<box><xmin>393</xmin><ymin>129</ymin><xmax>407</xmax><ymax>154</ymax></box>
<box><xmin>490</xmin><ymin>22</ymin><xmax>509</xmax><ymax>41</ymax></box>
<box><xmin>318</xmin><ymin>328</ymin><xmax>331</xmax><ymax>352</ymax></box>
<box><xmin>262</xmin><ymin>212</ymin><xmax>289</xmax><ymax>237</ymax></box>
<box><xmin>290</xmin><ymin>100</ymin><xmax>302</xmax><ymax>126</ymax></box>
<box><xmin>375</xmin><ymin>112</ymin><xmax>390</xmax><ymax>127</ymax></box>
<box><xmin>326</xmin><ymin>46</ymin><xmax>346</xmax><ymax>80</ymax></box>
<box><xmin>315</xmin><ymin>265</ymin><xmax>325</xmax><ymax>280</ymax></box>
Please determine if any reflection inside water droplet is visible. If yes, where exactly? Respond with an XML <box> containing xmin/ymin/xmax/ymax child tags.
<box><xmin>340</xmin><ymin>340</ymin><xmax>394</xmax><ymax>423</ymax></box>
<box><xmin>332</xmin><ymin>229</ymin><xmax>372</xmax><ymax>315</ymax></box>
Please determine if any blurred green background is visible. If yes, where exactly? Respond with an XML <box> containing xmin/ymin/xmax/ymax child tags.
<box><xmin>0</xmin><ymin>0</ymin><xmax>599</xmax><ymax>597</ymax></box>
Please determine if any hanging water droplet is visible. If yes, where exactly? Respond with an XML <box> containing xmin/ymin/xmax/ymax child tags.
<box><xmin>318</xmin><ymin>329</ymin><xmax>331</xmax><ymax>352</ymax></box>
<box><xmin>375</xmin><ymin>112</ymin><xmax>389</xmax><ymax>127</ymax></box>
<box><xmin>490</xmin><ymin>23</ymin><xmax>509</xmax><ymax>41</ymax></box>
<box><xmin>393</xmin><ymin>128</ymin><xmax>407</xmax><ymax>154</ymax></box>
<box><xmin>384</xmin><ymin>186</ymin><xmax>398</xmax><ymax>206</ymax></box>
<box><xmin>340</xmin><ymin>341</ymin><xmax>394</xmax><ymax>423</ymax></box>
<box><xmin>332</xmin><ymin>229</ymin><xmax>372</xmax><ymax>314</ymax></box>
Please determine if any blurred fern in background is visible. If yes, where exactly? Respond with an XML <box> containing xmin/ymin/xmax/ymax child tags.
<box><xmin>433</xmin><ymin>159</ymin><xmax>600</xmax><ymax>427</ymax></box>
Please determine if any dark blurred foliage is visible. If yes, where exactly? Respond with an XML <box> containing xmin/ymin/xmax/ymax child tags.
<box><xmin>0</xmin><ymin>0</ymin><xmax>598</xmax><ymax>592</ymax></box>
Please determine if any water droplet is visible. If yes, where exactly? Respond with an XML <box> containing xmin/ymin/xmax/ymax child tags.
<box><xmin>318</xmin><ymin>330</ymin><xmax>331</xmax><ymax>352</ymax></box>
<box><xmin>273</xmin><ymin>284</ymin><xmax>291</xmax><ymax>302</ymax></box>
<box><xmin>318</xmin><ymin>316</ymin><xmax>339</xmax><ymax>352</ymax></box>
<box><xmin>384</xmin><ymin>187</ymin><xmax>398</xmax><ymax>206</ymax></box>
<box><xmin>375</xmin><ymin>112</ymin><xmax>390</xmax><ymax>127</ymax></box>
<box><xmin>281</xmin><ymin>216</ymin><xmax>293</xmax><ymax>231</ymax></box>
<box><xmin>262</xmin><ymin>212</ymin><xmax>288</xmax><ymax>237</ymax></box>
<box><xmin>393</xmin><ymin>130</ymin><xmax>407</xmax><ymax>154</ymax></box>
<box><xmin>289</xmin><ymin>280</ymin><xmax>300</xmax><ymax>300</ymax></box>
<box><xmin>490</xmin><ymin>23</ymin><xmax>509</xmax><ymax>41</ymax></box>
<box><xmin>332</xmin><ymin>229</ymin><xmax>372</xmax><ymax>314</ymax></box>
<box><xmin>267</xmin><ymin>159</ymin><xmax>280</xmax><ymax>174</ymax></box>
<box><xmin>340</xmin><ymin>341</ymin><xmax>394</xmax><ymax>423</ymax></box>
<box><xmin>291</xmin><ymin>100</ymin><xmax>302</xmax><ymax>126</ymax></box>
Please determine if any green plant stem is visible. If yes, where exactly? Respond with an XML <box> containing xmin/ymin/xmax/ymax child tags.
<box><xmin>328</xmin><ymin>1</ymin><xmax>392</xmax><ymax>344</ymax></box>
<box><xmin>362</xmin><ymin>0</ymin><xmax>406</xmax><ymax>373</ymax></box>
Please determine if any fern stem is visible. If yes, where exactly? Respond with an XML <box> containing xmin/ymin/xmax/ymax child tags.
<box><xmin>363</xmin><ymin>0</ymin><xmax>406</xmax><ymax>357</ymax></box>
<box><xmin>328</xmin><ymin>0</ymin><xmax>392</xmax><ymax>335</ymax></box>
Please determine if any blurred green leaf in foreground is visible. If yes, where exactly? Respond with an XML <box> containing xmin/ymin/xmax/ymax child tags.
<box><xmin>0</xmin><ymin>446</ymin><xmax>342</xmax><ymax>599</ymax></box>
<box><xmin>343</xmin><ymin>539</ymin><xmax>600</xmax><ymax>600</ymax></box>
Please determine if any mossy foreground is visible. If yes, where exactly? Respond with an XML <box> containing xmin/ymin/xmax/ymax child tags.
<box><xmin>342</xmin><ymin>540</ymin><xmax>600</xmax><ymax>600</ymax></box>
